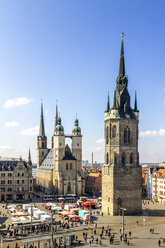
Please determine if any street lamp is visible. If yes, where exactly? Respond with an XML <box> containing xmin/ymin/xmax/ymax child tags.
<box><xmin>120</xmin><ymin>208</ymin><xmax>126</xmax><ymax>238</ymax></box>
<box><xmin>51</xmin><ymin>211</ymin><xmax>54</xmax><ymax>247</ymax></box>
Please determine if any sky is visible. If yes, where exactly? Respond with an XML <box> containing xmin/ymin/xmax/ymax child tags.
<box><xmin>0</xmin><ymin>0</ymin><xmax>165</xmax><ymax>163</ymax></box>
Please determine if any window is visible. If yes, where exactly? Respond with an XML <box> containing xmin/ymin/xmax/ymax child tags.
<box><xmin>8</xmin><ymin>180</ymin><xmax>12</xmax><ymax>185</ymax></box>
<box><xmin>22</xmin><ymin>187</ymin><xmax>24</xmax><ymax>192</ymax></box>
<box><xmin>77</xmin><ymin>143</ymin><xmax>79</xmax><ymax>146</ymax></box>
<box><xmin>70</xmin><ymin>163</ymin><xmax>72</xmax><ymax>170</ymax></box>
<box><xmin>22</xmin><ymin>173</ymin><xmax>24</xmax><ymax>177</ymax></box>
<box><xmin>108</xmin><ymin>197</ymin><xmax>110</xmax><ymax>202</ymax></box>
<box><xmin>66</xmin><ymin>163</ymin><xmax>68</xmax><ymax>170</ymax></box>
<box><xmin>18</xmin><ymin>173</ymin><xmax>20</xmax><ymax>177</ymax></box>
<box><xmin>124</xmin><ymin>126</ymin><xmax>131</xmax><ymax>143</ymax></box>
<box><xmin>1</xmin><ymin>188</ymin><xmax>5</xmax><ymax>192</ymax></box>
<box><xmin>22</xmin><ymin>180</ymin><xmax>24</xmax><ymax>184</ymax></box>
<box><xmin>122</xmin><ymin>153</ymin><xmax>125</xmax><ymax>164</ymax></box>
<box><xmin>7</xmin><ymin>187</ymin><xmax>12</xmax><ymax>192</ymax></box>
<box><xmin>106</xmin><ymin>152</ymin><xmax>109</xmax><ymax>164</ymax></box>
<box><xmin>8</xmin><ymin>173</ymin><xmax>12</xmax><ymax>177</ymax></box>
<box><xmin>1</xmin><ymin>180</ymin><xmax>5</xmax><ymax>185</ymax></box>
<box><xmin>112</xmin><ymin>125</ymin><xmax>117</xmax><ymax>138</ymax></box>
<box><xmin>17</xmin><ymin>180</ymin><xmax>19</xmax><ymax>184</ymax></box>
<box><xmin>130</xmin><ymin>153</ymin><xmax>134</xmax><ymax>164</ymax></box>
<box><xmin>30</xmin><ymin>179</ymin><xmax>32</xmax><ymax>184</ymax></box>
<box><xmin>42</xmin><ymin>142</ymin><xmax>45</xmax><ymax>148</ymax></box>
<box><xmin>106</xmin><ymin>126</ymin><xmax>109</xmax><ymax>144</ymax></box>
<box><xmin>30</xmin><ymin>187</ymin><xmax>32</xmax><ymax>191</ymax></box>
<box><xmin>114</xmin><ymin>154</ymin><xmax>117</xmax><ymax>164</ymax></box>
<box><xmin>1</xmin><ymin>173</ymin><xmax>5</xmax><ymax>177</ymax></box>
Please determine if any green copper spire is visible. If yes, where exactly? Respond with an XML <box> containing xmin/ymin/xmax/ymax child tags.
<box><xmin>119</xmin><ymin>33</ymin><xmax>125</xmax><ymax>77</ymax></box>
<box><xmin>72</xmin><ymin>116</ymin><xmax>81</xmax><ymax>133</ymax></box>
<box><xmin>107</xmin><ymin>91</ymin><xmax>110</xmax><ymax>112</ymax></box>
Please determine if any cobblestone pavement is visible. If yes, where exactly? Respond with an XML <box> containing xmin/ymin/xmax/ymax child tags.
<box><xmin>1</xmin><ymin>200</ymin><xmax>165</xmax><ymax>247</ymax></box>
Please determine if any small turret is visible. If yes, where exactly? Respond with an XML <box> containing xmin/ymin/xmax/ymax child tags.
<box><xmin>106</xmin><ymin>92</ymin><xmax>110</xmax><ymax>112</ymax></box>
<box><xmin>72</xmin><ymin>117</ymin><xmax>81</xmax><ymax>134</ymax></box>
<box><xmin>134</xmin><ymin>91</ymin><xmax>139</xmax><ymax>119</ymax></box>
<box><xmin>55</xmin><ymin>116</ymin><xmax>64</xmax><ymax>133</ymax></box>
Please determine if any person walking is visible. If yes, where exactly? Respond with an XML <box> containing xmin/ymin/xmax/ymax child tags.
<box><xmin>158</xmin><ymin>240</ymin><xmax>161</xmax><ymax>247</ymax></box>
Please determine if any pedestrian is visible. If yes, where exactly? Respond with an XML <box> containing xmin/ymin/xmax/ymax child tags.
<box><xmin>89</xmin><ymin>240</ymin><xmax>91</xmax><ymax>247</ymax></box>
<box><xmin>158</xmin><ymin>240</ymin><xmax>161</xmax><ymax>247</ymax></box>
<box><xmin>129</xmin><ymin>231</ymin><xmax>131</xmax><ymax>238</ymax></box>
<box><xmin>127</xmin><ymin>240</ymin><xmax>130</xmax><ymax>246</ymax></box>
<box><xmin>100</xmin><ymin>240</ymin><xmax>102</xmax><ymax>246</ymax></box>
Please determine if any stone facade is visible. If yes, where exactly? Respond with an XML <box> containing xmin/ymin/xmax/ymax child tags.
<box><xmin>37</xmin><ymin>103</ymin><xmax>85</xmax><ymax>196</ymax></box>
<box><xmin>102</xmin><ymin>35</ymin><xmax>142</xmax><ymax>216</ymax></box>
<box><xmin>0</xmin><ymin>158</ymin><xmax>33</xmax><ymax>201</ymax></box>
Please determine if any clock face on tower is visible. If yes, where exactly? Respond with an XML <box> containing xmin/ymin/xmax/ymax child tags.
<box><xmin>124</xmin><ymin>164</ymin><xmax>132</xmax><ymax>174</ymax></box>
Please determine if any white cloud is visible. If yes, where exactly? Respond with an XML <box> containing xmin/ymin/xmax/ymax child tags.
<box><xmin>21</xmin><ymin>126</ymin><xmax>39</xmax><ymax>136</ymax></box>
<box><xmin>0</xmin><ymin>146</ymin><xmax>12</xmax><ymax>150</ymax></box>
<box><xmin>95</xmin><ymin>147</ymin><xmax>102</xmax><ymax>151</ymax></box>
<box><xmin>5</xmin><ymin>121</ymin><xmax>20</xmax><ymax>127</ymax></box>
<box><xmin>96</xmin><ymin>138</ymin><xmax>104</xmax><ymax>144</ymax></box>
<box><xmin>140</xmin><ymin>129</ymin><xmax>165</xmax><ymax>138</ymax></box>
<box><xmin>3</xmin><ymin>97</ymin><xmax>33</xmax><ymax>108</ymax></box>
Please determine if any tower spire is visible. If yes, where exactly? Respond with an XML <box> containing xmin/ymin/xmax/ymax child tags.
<box><xmin>119</xmin><ymin>33</ymin><xmax>125</xmax><ymax>77</ymax></box>
<box><xmin>107</xmin><ymin>91</ymin><xmax>110</xmax><ymax>112</ymax></box>
<box><xmin>54</xmin><ymin>101</ymin><xmax>58</xmax><ymax>129</ymax></box>
<box><xmin>28</xmin><ymin>147</ymin><xmax>32</xmax><ymax>165</ymax></box>
<box><xmin>39</xmin><ymin>100</ymin><xmax>45</xmax><ymax>137</ymax></box>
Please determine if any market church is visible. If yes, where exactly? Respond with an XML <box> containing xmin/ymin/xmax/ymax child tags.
<box><xmin>36</xmin><ymin>104</ymin><xmax>85</xmax><ymax>196</ymax></box>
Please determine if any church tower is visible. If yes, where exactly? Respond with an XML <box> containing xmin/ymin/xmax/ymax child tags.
<box><xmin>37</xmin><ymin>102</ymin><xmax>48</xmax><ymax>169</ymax></box>
<box><xmin>102</xmin><ymin>34</ymin><xmax>142</xmax><ymax>216</ymax></box>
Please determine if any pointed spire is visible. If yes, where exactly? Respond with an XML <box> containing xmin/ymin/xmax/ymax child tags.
<box><xmin>134</xmin><ymin>91</ymin><xmax>138</xmax><ymax>112</ymax></box>
<box><xmin>54</xmin><ymin>101</ymin><xmax>59</xmax><ymax>131</ymax></box>
<box><xmin>118</xmin><ymin>33</ymin><xmax>125</xmax><ymax>77</ymax></box>
<box><xmin>107</xmin><ymin>91</ymin><xmax>110</xmax><ymax>112</ymax></box>
<box><xmin>39</xmin><ymin>100</ymin><xmax>45</xmax><ymax>137</ymax></box>
<box><xmin>28</xmin><ymin>147</ymin><xmax>32</xmax><ymax>165</ymax></box>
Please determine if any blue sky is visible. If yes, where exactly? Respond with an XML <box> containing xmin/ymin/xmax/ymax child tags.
<box><xmin>0</xmin><ymin>0</ymin><xmax>165</xmax><ymax>163</ymax></box>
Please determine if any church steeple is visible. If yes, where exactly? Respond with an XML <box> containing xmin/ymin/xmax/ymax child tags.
<box><xmin>39</xmin><ymin>101</ymin><xmax>45</xmax><ymax>137</ymax></box>
<box><xmin>28</xmin><ymin>147</ymin><xmax>32</xmax><ymax>165</ymax></box>
<box><xmin>118</xmin><ymin>33</ymin><xmax>125</xmax><ymax>78</ymax></box>
<box><xmin>37</xmin><ymin>100</ymin><xmax>47</xmax><ymax>149</ymax></box>
<box><xmin>54</xmin><ymin>102</ymin><xmax>58</xmax><ymax>130</ymax></box>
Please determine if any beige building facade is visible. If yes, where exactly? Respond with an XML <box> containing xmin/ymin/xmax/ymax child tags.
<box><xmin>102</xmin><ymin>35</ymin><xmax>142</xmax><ymax>216</ymax></box>
<box><xmin>37</xmin><ymin>104</ymin><xmax>85</xmax><ymax>196</ymax></box>
<box><xmin>0</xmin><ymin>156</ymin><xmax>33</xmax><ymax>202</ymax></box>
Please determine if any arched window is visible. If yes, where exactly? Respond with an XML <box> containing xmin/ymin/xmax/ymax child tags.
<box><xmin>106</xmin><ymin>152</ymin><xmax>109</xmax><ymax>164</ymax></box>
<box><xmin>121</xmin><ymin>153</ymin><xmax>125</xmax><ymax>164</ymax></box>
<box><xmin>124</xmin><ymin>126</ymin><xmax>131</xmax><ymax>143</ymax></box>
<box><xmin>66</xmin><ymin>163</ymin><xmax>68</xmax><ymax>170</ymax></box>
<box><xmin>112</xmin><ymin>125</ymin><xmax>117</xmax><ymax>138</ymax></box>
<box><xmin>42</xmin><ymin>142</ymin><xmax>45</xmax><ymax>148</ymax></box>
<box><xmin>70</xmin><ymin>163</ymin><xmax>72</xmax><ymax>169</ymax></box>
<box><xmin>106</xmin><ymin>126</ymin><xmax>109</xmax><ymax>144</ymax></box>
<box><xmin>130</xmin><ymin>153</ymin><xmax>134</xmax><ymax>164</ymax></box>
